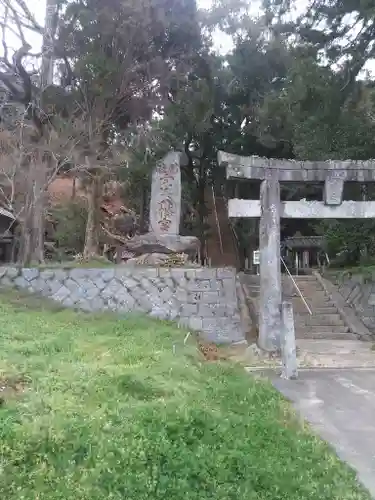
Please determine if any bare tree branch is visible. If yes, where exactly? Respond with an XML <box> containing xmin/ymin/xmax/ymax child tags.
<box><xmin>1</xmin><ymin>5</ymin><xmax>9</xmax><ymax>64</ymax></box>
<box><xmin>0</xmin><ymin>0</ymin><xmax>43</xmax><ymax>34</ymax></box>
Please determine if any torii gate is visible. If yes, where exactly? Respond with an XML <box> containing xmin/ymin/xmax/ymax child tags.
<box><xmin>218</xmin><ymin>151</ymin><xmax>375</xmax><ymax>352</ymax></box>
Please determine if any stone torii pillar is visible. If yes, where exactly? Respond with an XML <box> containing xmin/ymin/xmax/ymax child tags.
<box><xmin>219</xmin><ymin>151</ymin><xmax>375</xmax><ymax>353</ymax></box>
<box><xmin>259</xmin><ymin>171</ymin><xmax>282</xmax><ymax>351</ymax></box>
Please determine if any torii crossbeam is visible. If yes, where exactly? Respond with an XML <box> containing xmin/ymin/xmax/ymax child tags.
<box><xmin>218</xmin><ymin>151</ymin><xmax>375</xmax><ymax>352</ymax></box>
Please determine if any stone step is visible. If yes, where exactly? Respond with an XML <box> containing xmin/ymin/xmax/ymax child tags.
<box><xmin>287</xmin><ymin>278</ymin><xmax>320</xmax><ymax>282</ymax></box>
<box><xmin>282</xmin><ymin>275</ymin><xmax>316</xmax><ymax>279</ymax></box>
<box><xmin>284</xmin><ymin>286</ymin><xmax>325</xmax><ymax>292</ymax></box>
<box><xmin>247</xmin><ymin>286</ymin><xmax>327</xmax><ymax>294</ymax></box>
<box><xmin>287</xmin><ymin>293</ymin><xmax>331</xmax><ymax>301</ymax></box>
<box><xmin>244</xmin><ymin>297</ymin><xmax>337</xmax><ymax>310</ymax></box>
<box><xmin>295</xmin><ymin>314</ymin><xmax>345</xmax><ymax>326</ymax></box>
<box><xmin>284</xmin><ymin>292</ymin><xmax>324</xmax><ymax>297</ymax></box>
<box><xmin>288</xmin><ymin>294</ymin><xmax>326</xmax><ymax>300</ymax></box>
<box><xmin>295</xmin><ymin>331</ymin><xmax>357</xmax><ymax>340</ymax></box>
<box><xmin>295</xmin><ymin>325</ymin><xmax>350</xmax><ymax>334</ymax></box>
<box><xmin>248</xmin><ymin>276</ymin><xmax>317</xmax><ymax>281</ymax></box>
<box><xmin>248</xmin><ymin>281</ymin><xmax>323</xmax><ymax>287</ymax></box>
<box><xmin>244</xmin><ymin>279</ymin><xmax>321</xmax><ymax>287</ymax></box>
<box><xmin>282</xmin><ymin>280</ymin><xmax>318</xmax><ymax>285</ymax></box>
<box><xmin>243</xmin><ymin>291</ymin><xmax>335</xmax><ymax>305</ymax></box>
<box><xmin>242</xmin><ymin>284</ymin><xmax>260</xmax><ymax>291</ymax></box>
<box><xmin>294</xmin><ymin>307</ymin><xmax>339</xmax><ymax>315</ymax></box>
<box><xmin>296</xmin><ymin>323</ymin><xmax>347</xmax><ymax>331</ymax></box>
<box><xmin>288</xmin><ymin>288</ymin><xmax>326</xmax><ymax>295</ymax></box>
<box><xmin>296</xmin><ymin>304</ymin><xmax>335</xmax><ymax>311</ymax></box>
<box><xmin>286</xmin><ymin>287</ymin><xmax>324</xmax><ymax>293</ymax></box>
<box><xmin>285</xmin><ymin>300</ymin><xmax>330</xmax><ymax>307</ymax></box>
<box><xmin>293</xmin><ymin>302</ymin><xmax>337</xmax><ymax>310</ymax></box>
<box><xmin>287</xmin><ymin>279</ymin><xmax>319</xmax><ymax>284</ymax></box>
<box><xmin>249</xmin><ymin>314</ymin><xmax>343</xmax><ymax>324</ymax></box>
<box><xmin>242</xmin><ymin>275</ymin><xmax>260</xmax><ymax>281</ymax></box>
<box><xmin>290</xmin><ymin>283</ymin><xmax>319</xmax><ymax>286</ymax></box>
<box><xmin>287</xmin><ymin>300</ymin><xmax>337</xmax><ymax>310</ymax></box>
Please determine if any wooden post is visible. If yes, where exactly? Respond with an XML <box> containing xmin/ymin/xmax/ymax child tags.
<box><xmin>302</xmin><ymin>250</ymin><xmax>310</xmax><ymax>270</ymax></box>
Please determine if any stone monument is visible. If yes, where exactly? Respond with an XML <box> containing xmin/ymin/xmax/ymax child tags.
<box><xmin>124</xmin><ymin>151</ymin><xmax>199</xmax><ymax>264</ymax></box>
<box><xmin>150</xmin><ymin>151</ymin><xmax>181</xmax><ymax>235</ymax></box>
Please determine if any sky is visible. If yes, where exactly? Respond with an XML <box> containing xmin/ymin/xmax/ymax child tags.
<box><xmin>5</xmin><ymin>0</ymin><xmax>253</xmax><ymax>55</ymax></box>
<box><xmin>3</xmin><ymin>0</ymin><xmax>375</xmax><ymax>76</ymax></box>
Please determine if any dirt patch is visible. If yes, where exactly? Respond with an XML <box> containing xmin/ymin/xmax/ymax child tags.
<box><xmin>196</xmin><ymin>340</ymin><xmax>282</xmax><ymax>368</ymax></box>
<box><xmin>198</xmin><ymin>341</ymin><xmax>223</xmax><ymax>361</ymax></box>
<box><xmin>0</xmin><ymin>375</ymin><xmax>29</xmax><ymax>406</ymax></box>
<box><xmin>197</xmin><ymin>341</ymin><xmax>248</xmax><ymax>362</ymax></box>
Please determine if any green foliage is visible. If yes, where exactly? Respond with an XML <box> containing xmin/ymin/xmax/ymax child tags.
<box><xmin>51</xmin><ymin>0</ymin><xmax>204</xmax><ymax>256</ymax></box>
<box><xmin>259</xmin><ymin>50</ymin><xmax>375</xmax><ymax>161</ymax></box>
<box><xmin>317</xmin><ymin>220</ymin><xmax>375</xmax><ymax>267</ymax></box>
<box><xmin>45</xmin><ymin>0</ymin><xmax>375</xmax><ymax>268</ymax></box>
<box><xmin>153</xmin><ymin>26</ymin><xmax>295</xmax><ymax>250</ymax></box>
<box><xmin>50</xmin><ymin>200</ymin><xmax>88</xmax><ymax>258</ymax></box>
<box><xmin>225</xmin><ymin>32</ymin><xmax>292</xmax><ymax>158</ymax></box>
<box><xmin>57</xmin><ymin>0</ymin><xmax>202</xmax><ymax>133</ymax></box>
<box><xmin>0</xmin><ymin>293</ymin><xmax>371</xmax><ymax>499</ymax></box>
<box><xmin>264</xmin><ymin>0</ymin><xmax>375</xmax><ymax>79</ymax></box>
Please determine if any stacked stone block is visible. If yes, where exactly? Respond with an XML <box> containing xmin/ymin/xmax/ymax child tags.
<box><xmin>0</xmin><ymin>266</ymin><xmax>245</xmax><ymax>344</ymax></box>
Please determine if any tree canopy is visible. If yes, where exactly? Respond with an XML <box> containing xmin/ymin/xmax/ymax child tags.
<box><xmin>0</xmin><ymin>0</ymin><xmax>374</xmax><ymax>266</ymax></box>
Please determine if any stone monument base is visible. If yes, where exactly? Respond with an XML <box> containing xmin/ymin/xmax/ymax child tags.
<box><xmin>122</xmin><ymin>233</ymin><xmax>200</xmax><ymax>256</ymax></box>
<box><xmin>125</xmin><ymin>252</ymin><xmax>196</xmax><ymax>266</ymax></box>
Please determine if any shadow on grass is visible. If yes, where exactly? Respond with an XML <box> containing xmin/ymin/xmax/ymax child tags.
<box><xmin>0</xmin><ymin>287</ymin><xmax>66</xmax><ymax>313</ymax></box>
<box><xmin>115</xmin><ymin>374</ymin><xmax>170</xmax><ymax>401</ymax></box>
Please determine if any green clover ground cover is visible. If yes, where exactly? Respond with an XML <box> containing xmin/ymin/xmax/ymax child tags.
<box><xmin>0</xmin><ymin>290</ymin><xmax>370</xmax><ymax>499</ymax></box>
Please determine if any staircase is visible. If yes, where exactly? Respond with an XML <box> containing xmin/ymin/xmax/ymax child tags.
<box><xmin>241</xmin><ymin>273</ymin><xmax>356</xmax><ymax>340</ymax></box>
<box><xmin>205</xmin><ymin>189</ymin><xmax>239</xmax><ymax>268</ymax></box>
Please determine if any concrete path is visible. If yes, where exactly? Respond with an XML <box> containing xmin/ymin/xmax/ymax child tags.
<box><xmin>242</xmin><ymin>339</ymin><xmax>375</xmax><ymax>369</ymax></box>
<box><xmin>296</xmin><ymin>339</ymin><xmax>375</xmax><ymax>368</ymax></box>
<box><xmin>272</xmin><ymin>369</ymin><xmax>375</xmax><ymax>497</ymax></box>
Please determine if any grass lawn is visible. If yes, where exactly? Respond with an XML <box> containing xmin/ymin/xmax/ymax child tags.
<box><xmin>0</xmin><ymin>291</ymin><xmax>370</xmax><ymax>500</ymax></box>
<box><xmin>0</xmin><ymin>257</ymin><xmax>115</xmax><ymax>269</ymax></box>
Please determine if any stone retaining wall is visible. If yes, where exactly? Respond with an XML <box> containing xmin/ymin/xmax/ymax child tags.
<box><xmin>0</xmin><ymin>266</ymin><xmax>245</xmax><ymax>344</ymax></box>
<box><xmin>333</xmin><ymin>273</ymin><xmax>375</xmax><ymax>334</ymax></box>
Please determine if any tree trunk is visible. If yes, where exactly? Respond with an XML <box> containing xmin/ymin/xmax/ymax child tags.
<box><xmin>18</xmin><ymin>159</ymin><xmax>46</xmax><ymax>265</ymax></box>
<box><xmin>18</xmin><ymin>211</ymin><xmax>31</xmax><ymax>266</ymax></box>
<box><xmin>41</xmin><ymin>0</ymin><xmax>58</xmax><ymax>90</ymax></box>
<box><xmin>30</xmin><ymin>161</ymin><xmax>46</xmax><ymax>263</ymax></box>
<box><xmin>139</xmin><ymin>185</ymin><xmax>146</xmax><ymax>232</ymax></box>
<box><xmin>83</xmin><ymin>176</ymin><xmax>101</xmax><ymax>259</ymax></box>
<box><xmin>72</xmin><ymin>176</ymin><xmax>77</xmax><ymax>200</ymax></box>
<box><xmin>18</xmin><ymin>0</ymin><xmax>58</xmax><ymax>266</ymax></box>
<box><xmin>29</xmin><ymin>0</ymin><xmax>57</xmax><ymax>261</ymax></box>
